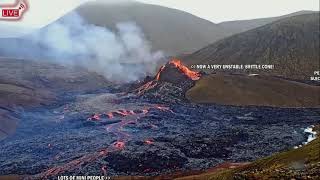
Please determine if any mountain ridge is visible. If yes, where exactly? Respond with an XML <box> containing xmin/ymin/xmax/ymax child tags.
<box><xmin>218</xmin><ymin>10</ymin><xmax>318</xmax><ymax>35</ymax></box>
<box><xmin>77</xmin><ymin>1</ymin><xmax>318</xmax><ymax>56</ymax></box>
<box><xmin>77</xmin><ymin>1</ymin><xmax>226</xmax><ymax>55</ymax></box>
<box><xmin>183</xmin><ymin>13</ymin><xmax>320</xmax><ymax>80</ymax></box>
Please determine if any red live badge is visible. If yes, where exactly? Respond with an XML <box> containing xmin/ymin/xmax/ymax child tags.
<box><xmin>0</xmin><ymin>0</ymin><xmax>28</xmax><ymax>21</ymax></box>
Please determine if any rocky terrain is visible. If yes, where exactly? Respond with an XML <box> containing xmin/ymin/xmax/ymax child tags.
<box><xmin>184</xmin><ymin>13</ymin><xmax>320</xmax><ymax>80</ymax></box>
<box><xmin>0</xmin><ymin>58</ymin><xmax>111</xmax><ymax>140</ymax></box>
<box><xmin>0</xmin><ymin>59</ymin><xmax>319</xmax><ymax>180</ymax></box>
<box><xmin>130</xmin><ymin>59</ymin><xmax>201</xmax><ymax>104</ymax></box>
<box><xmin>178</xmin><ymin>126</ymin><xmax>320</xmax><ymax>180</ymax></box>
<box><xmin>1</xmin><ymin>92</ymin><xmax>319</xmax><ymax>179</ymax></box>
<box><xmin>0</xmin><ymin>5</ymin><xmax>319</xmax><ymax>179</ymax></box>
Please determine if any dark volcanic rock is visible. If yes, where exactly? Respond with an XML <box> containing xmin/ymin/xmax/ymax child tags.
<box><xmin>0</xmin><ymin>109</ymin><xmax>18</xmax><ymax>141</ymax></box>
<box><xmin>0</xmin><ymin>98</ymin><xmax>319</xmax><ymax>177</ymax></box>
<box><xmin>133</xmin><ymin>61</ymin><xmax>198</xmax><ymax>104</ymax></box>
<box><xmin>170</xmin><ymin>131</ymin><xmax>249</xmax><ymax>159</ymax></box>
<box><xmin>140</xmin><ymin>81</ymin><xmax>193</xmax><ymax>104</ymax></box>
<box><xmin>157</xmin><ymin>63</ymin><xmax>193</xmax><ymax>84</ymax></box>
<box><xmin>105</xmin><ymin>148</ymin><xmax>187</xmax><ymax>173</ymax></box>
<box><xmin>1</xmin><ymin>60</ymin><xmax>319</xmax><ymax>178</ymax></box>
<box><xmin>0</xmin><ymin>58</ymin><xmax>111</xmax><ymax>140</ymax></box>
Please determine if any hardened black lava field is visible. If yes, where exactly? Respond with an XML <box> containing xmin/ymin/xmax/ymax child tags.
<box><xmin>0</xmin><ymin>90</ymin><xmax>319</xmax><ymax>179</ymax></box>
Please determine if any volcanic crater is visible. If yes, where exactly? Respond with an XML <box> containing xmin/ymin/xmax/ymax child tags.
<box><xmin>0</xmin><ymin>59</ymin><xmax>319</xmax><ymax>179</ymax></box>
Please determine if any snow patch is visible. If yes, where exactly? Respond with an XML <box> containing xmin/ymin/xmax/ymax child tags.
<box><xmin>294</xmin><ymin>125</ymin><xmax>317</xmax><ymax>149</ymax></box>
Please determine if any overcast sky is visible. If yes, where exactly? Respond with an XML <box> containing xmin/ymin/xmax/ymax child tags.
<box><xmin>0</xmin><ymin>0</ymin><xmax>319</xmax><ymax>37</ymax></box>
<box><xmin>138</xmin><ymin>0</ymin><xmax>319</xmax><ymax>23</ymax></box>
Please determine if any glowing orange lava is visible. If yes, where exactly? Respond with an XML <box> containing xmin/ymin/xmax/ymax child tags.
<box><xmin>87</xmin><ymin>113</ymin><xmax>101</xmax><ymax>121</ymax></box>
<box><xmin>115</xmin><ymin>110</ymin><xmax>136</xmax><ymax>116</ymax></box>
<box><xmin>169</xmin><ymin>59</ymin><xmax>201</xmax><ymax>80</ymax></box>
<box><xmin>113</xmin><ymin>141</ymin><xmax>125</xmax><ymax>150</ymax></box>
<box><xmin>37</xmin><ymin>104</ymin><xmax>177</xmax><ymax>178</ymax></box>
<box><xmin>155</xmin><ymin>65</ymin><xmax>165</xmax><ymax>81</ymax></box>
<box><xmin>134</xmin><ymin>58</ymin><xmax>200</xmax><ymax>95</ymax></box>
<box><xmin>156</xmin><ymin>105</ymin><xmax>174</xmax><ymax>113</ymax></box>
<box><xmin>144</xmin><ymin>139</ymin><xmax>154</xmax><ymax>145</ymax></box>
<box><xmin>136</xmin><ymin>81</ymin><xmax>158</xmax><ymax>95</ymax></box>
<box><xmin>92</xmin><ymin>114</ymin><xmax>100</xmax><ymax>120</ymax></box>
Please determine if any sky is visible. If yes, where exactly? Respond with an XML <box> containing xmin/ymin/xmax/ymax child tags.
<box><xmin>0</xmin><ymin>0</ymin><xmax>92</xmax><ymax>37</ymax></box>
<box><xmin>138</xmin><ymin>0</ymin><xmax>320</xmax><ymax>23</ymax></box>
<box><xmin>0</xmin><ymin>0</ymin><xmax>319</xmax><ymax>37</ymax></box>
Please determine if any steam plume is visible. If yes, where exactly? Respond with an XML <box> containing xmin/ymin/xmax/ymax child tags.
<box><xmin>0</xmin><ymin>12</ymin><xmax>164</xmax><ymax>83</ymax></box>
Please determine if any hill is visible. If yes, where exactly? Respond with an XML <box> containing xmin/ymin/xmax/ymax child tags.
<box><xmin>0</xmin><ymin>58</ymin><xmax>110</xmax><ymax>108</ymax></box>
<box><xmin>0</xmin><ymin>58</ymin><xmax>110</xmax><ymax>140</ymax></box>
<box><xmin>218</xmin><ymin>11</ymin><xmax>317</xmax><ymax>35</ymax></box>
<box><xmin>183</xmin><ymin>13</ymin><xmax>320</xmax><ymax>80</ymax></box>
<box><xmin>77</xmin><ymin>1</ymin><xmax>227</xmax><ymax>55</ymax></box>
<box><xmin>186</xmin><ymin>74</ymin><xmax>320</xmax><ymax>107</ymax></box>
<box><xmin>0</xmin><ymin>2</ymin><xmax>315</xmax><ymax>57</ymax></box>
<box><xmin>177</xmin><ymin>125</ymin><xmax>320</xmax><ymax>180</ymax></box>
<box><xmin>78</xmin><ymin>4</ymin><xmax>317</xmax><ymax>56</ymax></box>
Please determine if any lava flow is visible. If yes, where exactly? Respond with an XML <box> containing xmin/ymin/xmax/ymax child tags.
<box><xmin>144</xmin><ymin>139</ymin><xmax>154</xmax><ymax>145</ymax></box>
<box><xmin>135</xmin><ymin>58</ymin><xmax>201</xmax><ymax>95</ymax></box>
<box><xmin>113</xmin><ymin>141</ymin><xmax>126</xmax><ymax>150</ymax></box>
<box><xmin>155</xmin><ymin>65</ymin><xmax>166</xmax><ymax>81</ymax></box>
<box><xmin>37</xmin><ymin>65</ymin><xmax>181</xmax><ymax>178</ymax></box>
<box><xmin>34</xmin><ymin>105</ymin><xmax>174</xmax><ymax>178</ymax></box>
<box><xmin>168</xmin><ymin>59</ymin><xmax>201</xmax><ymax>80</ymax></box>
<box><xmin>104</xmin><ymin>105</ymin><xmax>173</xmax><ymax>142</ymax></box>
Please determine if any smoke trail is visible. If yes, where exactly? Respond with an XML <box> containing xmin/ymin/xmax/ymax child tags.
<box><xmin>0</xmin><ymin>11</ymin><xmax>164</xmax><ymax>83</ymax></box>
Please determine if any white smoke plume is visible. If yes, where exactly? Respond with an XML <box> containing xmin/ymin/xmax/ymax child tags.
<box><xmin>0</xmin><ymin>12</ymin><xmax>164</xmax><ymax>83</ymax></box>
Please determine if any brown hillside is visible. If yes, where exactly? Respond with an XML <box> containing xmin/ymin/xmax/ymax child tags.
<box><xmin>186</xmin><ymin>74</ymin><xmax>320</xmax><ymax>107</ymax></box>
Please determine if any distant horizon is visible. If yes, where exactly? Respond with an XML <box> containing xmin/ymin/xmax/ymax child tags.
<box><xmin>93</xmin><ymin>0</ymin><xmax>319</xmax><ymax>23</ymax></box>
<box><xmin>0</xmin><ymin>0</ymin><xmax>319</xmax><ymax>38</ymax></box>
<box><xmin>137</xmin><ymin>0</ymin><xmax>319</xmax><ymax>23</ymax></box>
<box><xmin>215</xmin><ymin>10</ymin><xmax>318</xmax><ymax>23</ymax></box>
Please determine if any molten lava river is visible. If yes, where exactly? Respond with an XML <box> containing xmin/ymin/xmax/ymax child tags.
<box><xmin>0</xmin><ymin>65</ymin><xmax>319</xmax><ymax>179</ymax></box>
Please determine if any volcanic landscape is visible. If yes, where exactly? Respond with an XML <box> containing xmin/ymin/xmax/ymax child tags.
<box><xmin>0</xmin><ymin>59</ymin><xmax>319</xmax><ymax>179</ymax></box>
